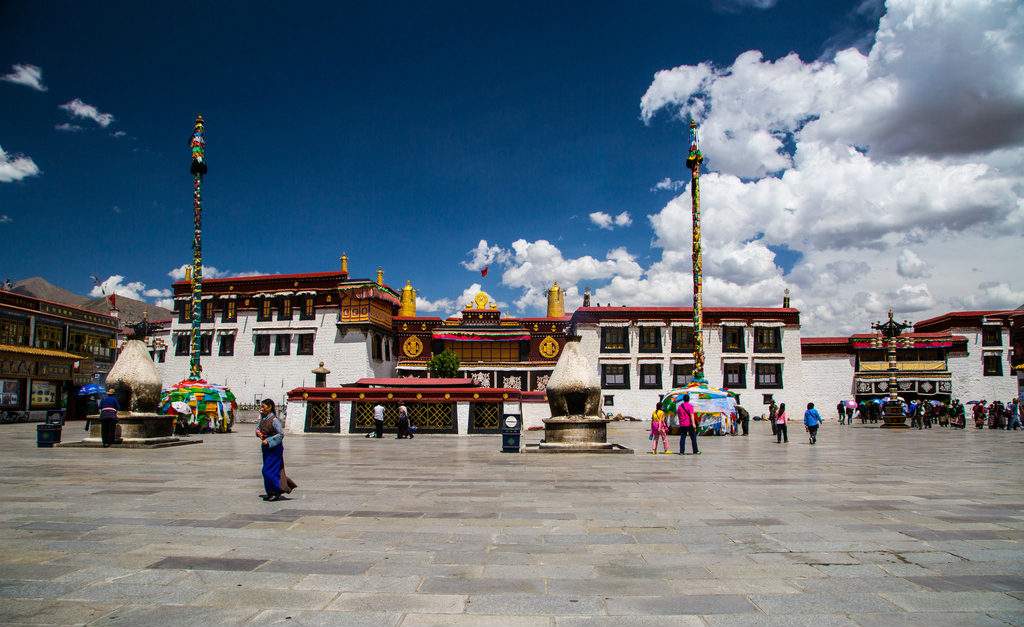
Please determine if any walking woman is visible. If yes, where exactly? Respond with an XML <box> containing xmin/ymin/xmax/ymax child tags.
<box><xmin>650</xmin><ymin>401</ymin><xmax>670</xmax><ymax>454</ymax></box>
<box><xmin>256</xmin><ymin>399</ymin><xmax>297</xmax><ymax>501</ymax></box>
<box><xmin>676</xmin><ymin>393</ymin><xmax>700</xmax><ymax>455</ymax></box>
<box><xmin>775</xmin><ymin>402</ymin><xmax>789</xmax><ymax>443</ymax></box>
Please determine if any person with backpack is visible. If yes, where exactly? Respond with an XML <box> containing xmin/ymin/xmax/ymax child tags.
<box><xmin>804</xmin><ymin>402</ymin><xmax>822</xmax><ymax>445</ymax></box>
<box><xmin>676</xmin><ymin>394</ymin><xmax>700</xmax><ymax>455</ymax></box>
<box><xmin>775</xmin><ymin>402</ymin><xmax>788</xmax><ymax>444</ymax></box>
<box><xmin>650</xmin><ymin>401</ymin><xmax>670</xmax><ymax>454</ymax></box>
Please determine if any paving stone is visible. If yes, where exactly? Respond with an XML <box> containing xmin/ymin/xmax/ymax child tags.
<box><xmin>605</xmin><ymin>594</ymin><xmax>757</xmax><ymax>615</ymax></box>
<box><xmin>403</xmin><ymin>615</ymin><xmax>555</xmax><ymax>626</ymax></box>
<box><xmin>248</xmin><ymin>609</ymin><xmax>404</xmax><ymax>625</ymax></box>
<box><xmin>147</xmin><ymin>555</ymin><xmax>267</xmax><ymax>571</ymax></box>
<box><xmin>256</xmin><ymin>559</ymin><xmax>373</xmax><ymax>576</ymax></box>
<box><xmin>0</xmin><ymin>599</ymin><xmax>120</xmax><ymax>624</ymax></box>
<box><xmin>749</xmin><ymin>593</ymin><xmax>902</xmax><ymax>614</ymax></box>
<box><xmin>466</xmin><ymin>594</ymin><xmax>604</xmax><ymax>615</ymax></box>
<box><xmin>90</xmin><ymin>604</ymin><xmax>260</xmax><ymax>625</ymax></box>
<box><xmin>326</xmin><ymin>592</ymin><xmax>466</xmax><ymax>613</ymax></box>
<box><xmin>193</xmin><ymin>587</ymin><xmax>337</xmax><ymax>609</ymax></box>
<box><xmin>879</xmin><ymin>591</ymin><xmax>1024</xmax><ymax>612</ymax></box>
<box><xmin>421</xmin><ymin>576</ymin><xmax>544</xmax><ymax>594</ymax></box>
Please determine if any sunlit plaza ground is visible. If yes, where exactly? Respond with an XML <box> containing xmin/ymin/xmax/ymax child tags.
<box><xmin>2</xmin><ymin>421</ymin><xmax>1024</xmax><ymax>626</ymax></box>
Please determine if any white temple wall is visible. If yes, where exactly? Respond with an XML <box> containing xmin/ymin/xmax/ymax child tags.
<box><xmin>800</xmin><ymin>353</ymin><xmax>856</xmax><ymax>421</ymax></box>
<box><xmin>947</xmin><ymin>326</ymin><xmax>1016</xmax><ymax>402</ymax></box>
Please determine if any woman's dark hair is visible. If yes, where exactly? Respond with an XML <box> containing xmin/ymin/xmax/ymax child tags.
<box><xmin>261</xmin><ymin>398</ymin><xmax>276</xmax><ymax>413</ymax></box>
<box><xmin>779</xmin><ymin>402</ymin><xmax>786</xmax><ymax>412</ymax></box>
<box><xmin>807</xmin><ymin>402</ymin><xmax>814</xmax><ymax>409</ymax></box>
<box><xmin>682</xmin><ymin>394</ymin><xmax>690</xmax><ymax>402</ymax></box>
<box><xmin>655</xmin><ymin>400</ymin><xmax>662</xmax><ymax>410</ymax></box>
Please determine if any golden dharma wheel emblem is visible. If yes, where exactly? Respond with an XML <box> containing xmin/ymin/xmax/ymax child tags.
<box><xmin>416</xmin><ymin>393</ymin><xmax>422</xmax><ymax>399</ymax></box>
<box><xmin>502</xmin><ymin>393</ymin><xmax>508</xmax><ymax>399</ymax></box>
<box><xmin>402</xmin><ymin>323</ymin><xmax>408</xmax><ymax>330</ymax></box>
<box><xmin>539</xmin><ymin>335</ymin><xmax>560</xmax><ymax>359</ymax></box>
<box><xmin>358</xmin><ymin>393</ymin><xmax>365</xmax><ymax>399</ymax></box>
<box><xmin>403</xmin><ymin>335</ymin><xmax>424</xmax><ymax>358</ymax></box>
<box><xmin>444</xmin><ymin>393</ymin><xmax>451</xmax><ymax>399</ymax></box>
<box><xmin>473</xmin><ymin>393</ymin><xmax>480</xmax><ymax>399</ymax></box>
<box><xmin>387</xmin><ymin>393</ymin><xmax>394</xmax><ymax>399</ymax></box>
<box><xmin>302</xmin><ymin>392</ymin><xmax>308</xmax><ymax>399</ymax></box>
<box><xmin>330</xmin><ymin>393</ymin><xmax>337</xmax><ymax>399</ymax></box>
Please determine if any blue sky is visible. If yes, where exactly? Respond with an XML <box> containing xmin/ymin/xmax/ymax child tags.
<box><xmin>4</xmin><ymin>1</ymin><xmax>1022</xmax><ymax>334</ymax></box>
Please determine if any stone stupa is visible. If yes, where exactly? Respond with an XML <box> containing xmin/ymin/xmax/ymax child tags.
<box><xmin>534</xmin><ymin>335</ymin><xmax>632</xmax><ymax>453</ymax></box>
<box><xmin>63</xmin><ymin>316</ymin><xmax>199</xmax><ymax>448</ymax></box>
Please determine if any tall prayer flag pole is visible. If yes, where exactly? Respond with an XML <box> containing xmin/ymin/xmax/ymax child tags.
<box><xmin>687</xmin><ymin>119</ymin><xmax>706</xmax><ymax>383</ymax></box>
<box><xmin>188</xmin><ymin>115</ymin><xmax>208</xmax><ymax>380</ymax></box>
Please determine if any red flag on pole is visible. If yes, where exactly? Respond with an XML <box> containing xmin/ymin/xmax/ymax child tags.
<box><xmin>481</xmin><ymin>266</ymin><xmax>489</xmax><ymax>278</ymax></box>
<box><xmin>107</xmin><ymin>293</ymin><xmax>117</xmax><ymax>308</ymax></box>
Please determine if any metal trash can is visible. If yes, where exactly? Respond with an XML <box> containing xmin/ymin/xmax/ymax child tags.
<box><xmin>501</xmin><ymin>413</ymin><xmax>522</xmax><ymax>453</ymax></box>
<box><xmin>36</xmin><ymin>424</ymin><xmax>62</xmax><ymax>447</ymax></box>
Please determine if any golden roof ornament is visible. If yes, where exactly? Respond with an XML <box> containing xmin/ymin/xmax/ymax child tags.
<box><xmin>399</xmin><ymin>280</ymin><xmax>417</xmax><ymax>317</ymax></box>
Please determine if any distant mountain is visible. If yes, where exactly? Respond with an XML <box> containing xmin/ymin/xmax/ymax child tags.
<box><xmin>12</xmin><ymin>277</ymin><xmax>90</xmax><ymax>306</ymax></box>
<box><xmin>9</xmin><ymin>276</ymin><xmax>173</xmax><ymax>323</ymax></box>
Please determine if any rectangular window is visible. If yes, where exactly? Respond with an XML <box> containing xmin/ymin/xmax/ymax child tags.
<box><xmin>0</xmin><ymin>318</ymin><xmax>29</xmax><ymax>345</ymax></box>
<box><xmin>254</xmin><ymin>335</ymin><xmax>271</xmax><ymax>356</ymax></box>
<box><xmin>297</xmin><ymin>334</ymin><xmax>314</xmax><ymax>355</ymax></box>
<box><xmin>275</xmin><ymin>334</ymin><xmax>291</xmax><ymax>355</ymax></box>
<box><xmin>982</xmin><ymin>326</ymin><xmax>1002</xmax><ymax>347</ymax></box>
<box><xmin>447</xmin><ymin>341</ymin><xmax>517</xmax><ymax>363</ymax></box>
<box><xmin>177</xmin><ymin>302</ymin><xmax>188</xmax><ymax>323</ymax></box>
<box><xmin>754</xmin><ymin>362</ymin><xmax>783</xmax><ymax>389</ymax></box>
<box><xmin>222</xmin><ymin>300</ymin><xmax>237</xmax><ymax>323</ymax></box>
<box><xmin>175</xmin><ymin>334</ymin><xmax>190</xmax><ymax>356</ymax></box>
<box><xmin>753</xmin><ymin>327</ymin><xmax>782</xmax><ymax>353</ymax></box>
<box><xmin>201</xmin><ymin>301</ymin><xmax>214</xmax><ymax>323</ymax></box>
<box><xmin>639</xmin><ymin>363</ymin><xmax>662</xmax><ymax>389</ymax></box>
<box><xmin>279</xmin><ymin>298</ymin><xmax>293</xmax><ymax>321</ymax></box>
<box><xmin>724</xmin><ymin>363</ymin><xmax>746</xmax><ymax>388</ymax></box>
<box><xmin>34</xmin><ymin>324</ymin><xmax>63</xmax><ymax>349</ymax></box>
<box><xmin>638</xmin><ymin>327</ymin><xmax>661</xmax><ymax>353</ymax></box>
<box><xmin>156</xmin><ymin>350</ymin><xmax>166</xmax><ymax>363</ymax></box>
<box><xmin>603</xmin><ymin>394</ymin><xmax>614</xmax><ymax>407</ymax></box>
<box><xmin>983</xmin><ymin>354</ymin><xmax>1003</xmax><ymax>376</ymax></box>
<box><xmin>601</xmin><ymin>327</ymin><xmax>629</xmax><ymax>353</ymax></box>
<box><xmin>671</xmin><ymin>326</ymin><xmax>695</xmax><ymax>353</ymax></box>
<box><xmin>672</xmin><ymin>364</ymin><xmax>694</xmax><ymax>388</ymax></box>
<box><xmin>199</xmin><ymin>334</ymin><xmax>212</xmax><ymax>356</ymax></box>
<box><xmin>257</xmin><ymin>299</ymin><xmax>272</xmax><ymax>322</ymax></box>
<box><xmin>601</xmin><ymin>364</ymin><xmax>629</xmax><ymax>389</ymax></box>
<box><xmin>300</xmin><ymin>297</ymin><xmax>315</xmax><ymax>320</ymax></box>
<box><xmin>218</xmin><ymin>334</ymin><xmax>235</xmax><ymax>356</ymax></box>
<box><xmin>723</xmin><ymin>326</ymin><xmax>745</xmax><ymax>353</ymax></box>
<box><xmin>371</xmin><ymin>334</ymin><xmax>383</xmax><ymax>361</ymax></box>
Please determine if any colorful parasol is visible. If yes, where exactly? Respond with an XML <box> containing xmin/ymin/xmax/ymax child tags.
<box><xmin>661</xmin><ymin>381</ymin><xmax>739</xmax><ymax>435</ymax></box>
<box><xmin>159</xmin><ymin>378</ymin><xmax>237</xmax><ymax>431</ymax></box>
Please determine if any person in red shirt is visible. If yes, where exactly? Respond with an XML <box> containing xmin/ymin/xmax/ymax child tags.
<box><xmin>676</xmin><ymin>394</ymin><xmax>700</xmax><ymax>455</ymax></box>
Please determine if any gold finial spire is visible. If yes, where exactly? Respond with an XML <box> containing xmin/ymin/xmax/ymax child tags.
<box><xmin>399</xmin><ymin>280</ymin><xmax>417</xmax><ymax>317</ymax></box>
<box><xmin>546</xmin><ymin>281</ymin><xmax>565</xmax><ymax>318</ymax></box>
<box><xmin>340</xmin><ymin>253</ymin><xmax>349</xmax><ymax>278</ymax></box>
<box><xmin>376</xmin><ymin>267</ymin><xmax>384</xmax><ymax>287</ymax></box>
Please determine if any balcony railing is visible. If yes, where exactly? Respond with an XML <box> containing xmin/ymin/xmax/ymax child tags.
<box><xmin>859</xmin><ymin>361</ymin><xmax>946</xmax><ymax>372</ymax></box>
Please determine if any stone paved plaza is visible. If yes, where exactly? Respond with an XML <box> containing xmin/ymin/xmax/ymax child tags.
<box><xmin>2</xmin><ymin>421</ymin><xmax>1024</xmax><ymax>626</ymax></box>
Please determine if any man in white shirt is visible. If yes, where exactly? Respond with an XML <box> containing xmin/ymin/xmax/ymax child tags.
<box><xmin>371</xmin><ymin>403</ymin><xmax>385</xmax><ymax>439</ymax></box>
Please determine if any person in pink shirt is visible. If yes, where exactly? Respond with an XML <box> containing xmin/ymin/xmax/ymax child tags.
<box><xmin>775</xmin><ymin>402</ymin><xmax>788</xmax><ymax>443</ymax></box>
<box><xmin>676</xmin><ymin>394</ymin><xmax>700</xmax><ymax>455</ymax></box>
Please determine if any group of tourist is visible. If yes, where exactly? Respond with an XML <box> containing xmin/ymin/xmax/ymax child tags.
<box><xmin>834</xmin><ymin>398</ymin><xmax>1021</xmax><ymax>430</ymax></box>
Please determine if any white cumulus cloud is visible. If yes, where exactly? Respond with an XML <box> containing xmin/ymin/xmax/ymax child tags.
<box><xmin>59</xmin><ymin>98</ymin><xmax>114</xmax><ymax>128</ymax></box>
<box><xmin>1</xmin><ymin>64</ymin><xmax>46</xmax><ymax>91</ymax></box>
<box><xmin>896</xmin><ymin>249</ymin><xmax>931</xmax><ymax>279</ymax></box>
<box><xmin>461</xmin><ymin>239</ymin><xmax>509</xmax><ymax>272</ymax></box>
<box><xmin>588</xmin><ymin>211</ymin><xmax>633</xmax><ymax>230</ymax></box>
<box><xmin>0</xmin><ymin>146</ymin><xmax>40</xmax><ymax>183</ymax></box>
<box><xmin>167</xmin><ymin>265</ymin><xmax>263</xmax><ymax>281</ymax></box>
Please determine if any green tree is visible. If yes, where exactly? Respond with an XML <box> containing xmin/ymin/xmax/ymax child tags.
<box><xmin>427</xmin><ymin>348</ymin><xmax>461</xmax><ymax>378</ymax></box>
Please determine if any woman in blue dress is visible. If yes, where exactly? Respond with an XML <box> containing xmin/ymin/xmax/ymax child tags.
<box><xmin>256</xmin><ymin>399</ymin><xmax>297</xmax><ymax>501</ymax></box>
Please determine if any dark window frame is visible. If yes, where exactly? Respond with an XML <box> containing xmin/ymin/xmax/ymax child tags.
<box><xmin>222</xmin><ymin>300</ymin><xmax>237</xmax><ymax>323</ymax></box>
<box><xmin>600</xmin><ymin>327</ymin><xmax>629</xmax><ymax>353</ymax></box>
<box><xmin>724</xmin><ymin>362</ymin><xmax>747</xmax><ymax>388</ymax></box>
<box><xmin>982</xmin><ymin>326</ymin><xmax>1002</xmax><ymax>347</ymax></box>
<box><xmin>279</xmin><ymin>298</ymin><xmax>293</xmax><ymax>321</ymax></box>
<box><xmin>753</xmin><ymin>327</ymin><xmax>782</xmax><ymax>353</ymax></box>
<box><xmin>300</xmin><ymin>296</ymin><xmax>316</xmax><ymax>320</ymax></box>
<box><xmin>639</xmin><ymin>363</ymin><xmax>662</xmax><ymax>389</ymax></box>
<box><xmin>199</xmin><ymin>334</ymin><xmax>213</xmax><ymax>356</ymax></box>
<box><xmin>754</xmin><ymin>362</ymin><xmax>783</xmax><ymax>389</ymax></box>
<box><xmin>218</xmin><ymin>334</ymin><xmax>235</xmax><ymax>356</ymax></box>
<box><xmin>601</xmin><ymin>363</ymin><xmax>630</xmax><ymax>389</ymax></box>
<box><xmin>638</xmin><ymin>326</ymin><xmax>662</xmax><ymax>353</ymax></box>
<box><xmin>671</xmin><ymin>326</ymin><xmax>696</xmax><ymax>353</ymax></box>
<box><xmin>257</xmin><ymin>299</ymin><xmax>272</xmax><ymax>322</ymax></box>
<box><xmin>672</xmin><ymin>363</ymin><xmax>695</xmax><ymax>388</ymax></box>
<box><xmin>254</xmin><ymin>334</ymin><xmax>271</xmax><ymax>356</ymax></box>
<box><xmin>200</xmin><ymin>301</ymin><xmax>215</xmax><ymax>323</ymax></box>
<box><xmin>297</xmin><ymin>334</ymin><xmax>315</xmax><ymax>355</ymax></box>
<box><xmin>177</xmin><ymin>302</ymin><xmax>188</xmax><ymax>323</ymax></box>
<box><xmin>174</xmin><ymin>334</ymin><xmax>190</xmax><ymax>356</ymax></box>
<box><xmin>983</xmin><ymin>354</ymin><xmax>1003</xmax><ymax>376</ymax></box>
<box><xmin>722</xmin><ymin>326</ymin><xmax>746</xmax><ymax>353</ymax></box>
<box><xmin>275</xmin><ymin>333</ymin><xmax>291</xmax><ymax>356</ymax></box>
